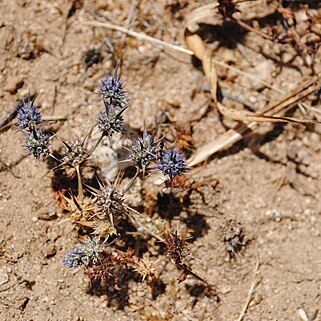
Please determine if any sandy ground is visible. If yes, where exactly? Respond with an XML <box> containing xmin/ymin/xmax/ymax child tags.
<box><xmin>1</xmin><ymin>1</ymin><xmax>321</xmax><ymax>320</ymax></box>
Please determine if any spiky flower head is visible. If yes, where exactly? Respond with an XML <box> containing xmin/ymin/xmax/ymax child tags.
<box><xmin>18</xmin><ymin>102</ymin><xmax>42</xmax><ymax>130</ymax></box>
<box><xmin>98</xmin><ymin>102</ymin><xmax>127</xmax><ymax>139</ymax></box>
<box><xmin>96</xmin><ymin>183</ymin><xmax>124</xmax><ymax>217</ymax></box>
<box><xmin>158</xmin><ymin>148</ymin><xmax>187</xmax><ymax>180</ymax></box>
<box><xmin>90</xmin><ymin>220</ymin><xmax>117</xmax><ymax>239</ymax></box>
<box><xmin>99</xmin><ymin>75</ymin><xmax>128</xmax><ymax>107</ymax></box>
<box><xmin>218</xmin><ymin>0</ymin><xmax>240</xmax><ymax>19</ymax></box>
<box><xmin>130</xmin><ymin>123</ymin><xmax>160</xmax><ymax>170</ymax></box>
<box><xmin>25</xmin><ymin>128</ymin><xmax>50</xmax><ymax>159</ymax></box>
<box><xmin>135</xmin><ymin>254</ymin><xmax>157</xmax><ymax>281</ymax></box>
<box><xmin>63</xmin><ymin>237</ymin><xmax>103</xmax><ymax>269</ymax></box>
<box><xmin>60</xmin><ymin>194</ymin><xmax>96</xmax><ymax>223</ymax></box>
<box><xmin>165</xmin><ymin>231</ymin><xmax>188</xmax><ymax>265</ymax></box>
<box><xmin>61</xmin><ymin>140</ymin><xmax>88</xmax><ymax>167</ymax></box>
<box><xmin>84</xmin><ymin>249</ymin><xmax>134</xmax><ymax>288</ymax></box>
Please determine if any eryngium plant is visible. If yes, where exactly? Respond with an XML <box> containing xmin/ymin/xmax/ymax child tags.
<box><xmin>99</xmin><ymin>74</ymin><xmax>128</xmax><ymax>108</ymax></box>
<box><xmin>25</xmin><ymin>128</ymin><xmax>50</xmax><ymax>159</ymax></box>
<box><xmin>14</xmin><ymin>73</ymin><xmax>207</xmax><ymax>292</ymax></box>
<box><xmin>98</xmin><ymin>102</ymin><xmax>128</xmax><ymax>140</ymax></box>
<box><xmin>17</xmin><ymin>96</ymin><xmax>50</xmax><ymax>159</ymax></box>
<box><xmin>18</xmin><ymin>102</ymin><xmax>42</xmax><ymax>130</ymax></box>
<box><xmin>158</xmin><ymin>148</ymin><xmax>188</xmax><ymax>180</ymax></box>
<box><xmin>130</xmin><ymin>124</ymin><xmax>161</xmax><ymax>171</ymax></box>
<box><xmin>63</xmin><ymin>237</ymin><xmax>103</xmax><ymax>268</ymax></box>
<box><xmin>61</xmin><ymin>140</ymin><xmax>88</xmax><ymax>168</ymax></box>
<box><xmin>95</xmin><ymin>183</ymin><xmax>124</xmax><ymax>218</ymax></box>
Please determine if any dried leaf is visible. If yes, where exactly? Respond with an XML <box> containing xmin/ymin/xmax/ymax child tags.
<box><xmin>185</xmin><ymin>34</ymin><xmax>217</xmax><ymax>102</ymax></box>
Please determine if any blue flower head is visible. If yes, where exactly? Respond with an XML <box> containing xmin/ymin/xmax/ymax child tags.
<box><xmin>18</xmin><ymin>102</ymin><xmax>42</xmax><ymax>130</ymax></box>
<box><xmin>158</xmin><ymin>148</ymin><xmax>188</xmax><ymax>179</ymax></box>
<box><xmin>98</xmin><ymin>102</ymin><xmax>128</xmax><ymax>139</ymax></box>
<box><xmin>25</xmin><ymin>129</ymin><xmax>50</xmax><ymax>159</ymax></box>
<box><xmin>63</xmin><ymin>238</ymin><xmax>103</xmax><ymax>269</ymax></box>
<box><xmin>99</xmin><ymin>75</ymin><xmax>128</xmax><ymax>107</ymax></box>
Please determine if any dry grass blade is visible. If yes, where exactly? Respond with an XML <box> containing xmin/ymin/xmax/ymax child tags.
<box><xmin>217</xmin><ymin>102</ymin><xmax>316</xmax><ymax>124</ymax></box>
<box><xmin>82</xmin><ymin>19</ymin><xmax>193</xmax><ymax>55</ymax></box>
<box><xmin>185</xmin><ymin>34</ymin><xmax>218</xmax><ymax>102</ymax></box>
<box><xmin>237</xmin><ymin>258</ymin><xmax>261</xmax><ymax>321</ymax></box>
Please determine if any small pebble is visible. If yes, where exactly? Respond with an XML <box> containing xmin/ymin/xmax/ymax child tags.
<box><xmin>0</xmin><ymin>266</ymin><xmax>9</xmax><ymax>285</ymax></box>
<box><xmin>96</xmin><ymin>0</ymin><xmax>109</xmax><ymax>9</ymax></box>
<box><xmin>297</xmin><ymin>150</ymin><xmax>310</xmax><ymax>165</ymax></box>
<box><xmin>164</xmin><ymin>92</ymin><xmax>181</xmax><ymax>108</ymax></box>
<box><xmin>220</xmin><ymin>285</ymin><xmax>231</xmax><ymax>294</ymax></box>
<box><xmin>4</xmin><ymin>76</ymin><xmax>24</xmax><ymax>94</ymax></box>
<box><xmin>42</xmin><ymin>244</ymin><xmax>57</xmax><ymax>258</ymax></box>
<box><xmin>271</xmin><ymin>208</ymin><xmax>281</xmax><ymax>221</ymax></box>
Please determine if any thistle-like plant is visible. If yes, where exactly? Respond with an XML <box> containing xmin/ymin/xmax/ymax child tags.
<box><xmin>218</xmin><ymin>0</ymin><xmax>239</xmax><ymax>19</ymax></box>
<box><xmin>97</xmin><ymin>102</ymin><xmax>128</xmax><ymax>140</ymax></box>
<box><xmin>16</xmin><ymin>72</ymin><xmax>211</xmax><ymax>290</ymax></box>
<box><xmin>25</xmin><ymin>128</ymin><xmax>50</xmax><ymax>159</ymax></box>
<box><xmin>165</xmin><ymin>231</ymin><xmax>188</xmax><ymax>265</ymax></box>
<box><xmin>157</xmin><ymin>148</ymin><xmax>187</xmax><ymax>180</ymax></box>
<box><xmin>130</xmin><ymin>123</ymin><xmax>161</xmax><ymax>172</ymax></box>
<box><xmin>17</xmin><ymin>96</ymin><xmax>50</xmax><ymax>159</ymax></box>
<box><xmin>60</xmin><ymin>193</ymin><xmax>97</xmax><ymax>223</ymax></box>
<box><xmin>95</xmin><ymin>183</ymin><xmax>124</xmax><ymax>217</ymax></box>
<box><xmin>60</xmin><ymin>139</ymin><xmax>90</xmax><ymax>200</ymax></box>
<box><xmin>85</xmin><ymin>249</ymin><xmax>134</xmax><ymax>289</ymax></box>
<box><xmin>88</xmin><ymin>181</ymin><xmax>125</xmax><ymax>231</ymax></box>
<box><xmin>135</xmin><ymin>254</ymin><xmax>158</xmax><ymax>282</ymax></box>
<box><xmin>87</xmin><ymin>220</ymin><xmax>117</xmax><ymax>239</ymax></box>
<box><xmin>17</xmin><ymin>101</ymin><xmax>42</xmax><ymax>130</ymax></box>
<box><xmin>63</xmin><ymin>237</ymin><xmax>103</xmax><ymax>268</ymax></box>
<box><xmin>99</xmin><ymin>74</ymin><xmax>128</xmax><ymax>108</ymax></box>
<box><xmin>61</xmin><ymin>139</ymin><xmax>88</xmax><ymax>168</ymax></box>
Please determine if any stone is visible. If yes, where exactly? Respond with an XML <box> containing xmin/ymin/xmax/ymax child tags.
<box><xmin>0</xmin><ymin>266</ymin><xmax>9</xmax><ymax>285</ymax></box>
<box><xmin>4</xmin><ymin>76</ymin><xmax>24</xmax><ymax>94</ymax></box>
<box><xmin>251</xmin><ymin>60</ymin><xmax>274</xmax><ymax>91</ymax></box>
<box><xmin>42</xmin><ymin>244</ymin><xmax>56</xmax><ymax>258</ymax></box>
